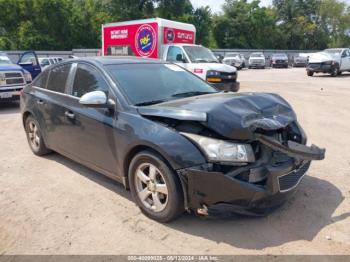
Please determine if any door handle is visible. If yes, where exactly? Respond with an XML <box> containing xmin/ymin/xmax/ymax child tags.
<box><xmin>64</xmin><ymin>111</ymin><xmax>75</xmax><ymax>119</ymax></box>
<box><xmin>37</xmin><ymin>99</ymin><xmax>44</xmax><ymax>105</ymax></box>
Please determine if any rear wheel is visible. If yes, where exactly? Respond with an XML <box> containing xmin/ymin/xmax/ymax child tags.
<box><xmin>129</xmin><ymin>151</ymin><xmax>184</xmax><ymax>222</ymax></box>
<box><xmin>25</xmin><ymin>116</ymin><xmax>51</xmax><ymax>156</ymax></box>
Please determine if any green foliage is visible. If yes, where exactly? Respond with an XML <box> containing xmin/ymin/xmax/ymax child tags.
<box><xmin>0</xmin><ymin>0</ymin><xmax>349</xmax><ymax>50</ymax></box>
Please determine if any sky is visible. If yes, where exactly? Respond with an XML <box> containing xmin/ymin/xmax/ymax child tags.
<box><xmin>190</xmin><ymin>0</ymin><xmax>273</xmax><ymax>13</ymax></box>
<box><xmin>190</xmin><ymin>0</ymin><xmax>350</xmax><ymax>13</ymax></box>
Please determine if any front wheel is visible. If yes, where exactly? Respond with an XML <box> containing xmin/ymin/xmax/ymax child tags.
<box><xmin>331</xmin><ymin>66</ymin><xmax>339</xmax><ymax>77</ymax></box>
<box><xmin>307</xmin><ymin>70</ymin><xmax>314</xmax><ymax>76</ymax></box>
<box><xmin>129</xmin><ymin>151</ymin><xmax>184</xmax><ymax>222</ymax></box>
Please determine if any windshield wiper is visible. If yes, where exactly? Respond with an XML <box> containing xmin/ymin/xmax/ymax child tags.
<box><xmin>172</xmin><ymin>91</ymin><xmax>215</xmax><ymax>98</ymax></box>
<box><xmin>135</xmin><ymin>99</ymin><xmax>169</xmax><ymax>106</ymax></box>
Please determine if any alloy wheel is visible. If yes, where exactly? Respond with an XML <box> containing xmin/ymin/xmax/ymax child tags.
<box><xmin>27</xmin><ymin>120</ymin><xmax>40</xmax><ymax>151</ymax></box>
<box><xmin>134</xmin><ymin>163</ymin><xmax>169</xmax><ymax>212</ymax></box>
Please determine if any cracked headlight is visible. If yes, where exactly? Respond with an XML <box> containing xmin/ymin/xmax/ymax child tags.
<box><xmin>181</xmin><ymin>133</ymin><xmax>255</xmax><ymax>163</ymax></box>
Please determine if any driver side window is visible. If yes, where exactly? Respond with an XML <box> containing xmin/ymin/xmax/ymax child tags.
<box><xmin>72</xmin><ymin>64</ymin><xmax>109</xmax><ymax>98</ymax></box>
<box><xmin>166</xmin><ymin>46</ymin><xmax>187</xmax><ymax>62</ymax></box>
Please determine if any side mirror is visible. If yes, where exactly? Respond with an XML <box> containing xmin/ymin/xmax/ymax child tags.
<box><xmin>79</xmin><ymin>91</ymin><xmax>113</xmax><ymax>109</ymax></box>
<box><xmin>176</xmin><ymin>54</ymin><xmax>186</xmax><ymax>63</ymax></box>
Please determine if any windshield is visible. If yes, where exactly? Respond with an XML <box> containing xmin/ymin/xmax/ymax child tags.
<box><xmin>183</xmin><ymin>46</ymin><xmax>218</xmax><ymax>63</ymax></box>
<box><xmin>0</xmin><ymin>54</ymin><xmax>12</xmax><ymax>64</ymax></box>
<box><xmin>107</xmin><ymin>63</ymin><xmax>217</xmax><ymax>106</ymax></box>
<box><xmin>250</xmin><ymin>53</ymin><xmax>264</xmax><ymax>58</ymax></box>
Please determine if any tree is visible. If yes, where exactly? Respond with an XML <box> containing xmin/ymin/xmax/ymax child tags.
<box><xmin>155</xmin><ymin>0</ymin><xmax>193</xmax><ymax>21</ymax></box>
<box><xmin>213</xmin><ymin>0</ymin><xmax>283</xmax><ymax>49</ymax></box>
<box><xmin>189</xmin><ymin>6</ymin><xmax>212</xmax><ymax>46</ymax></box>
<box><xmin>319</xmin><ymin>0</ymin><xmax>350</xmax><ymax>47</ymax></box>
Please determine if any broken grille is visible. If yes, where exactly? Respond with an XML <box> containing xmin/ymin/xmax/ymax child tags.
<box><xmin>278</xmin><ymin>163</ymin><xmax>310</xmax><ymax>192</ymax></box>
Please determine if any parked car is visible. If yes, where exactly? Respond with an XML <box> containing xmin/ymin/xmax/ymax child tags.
<box><xmin>0</xmin><ymin>52</ymin><xmax>32</xmax><ymax>101</ymax></box>
<box><xmin>248</xmin><ymin>52</ymin><xmax>266</xmax><ymax>69</ymax></box>
<box><xmin>292</xmin><ymin>53</ymin><xmax>308</xmax><ymax>67</ymax></box>
<box><xmin>307</xmin><ymin>48</ymin><xmax>350</xmax><ymax>77</ymax></box>
<box><xmin>38</xmin><ymin>58</ymin><xmax>53</xmax><ymax>69</ymax></box>
<box><xmin>239</xmin><ymin>54</ymin><xmax>246</xmax><ymax>68</ymax></box>
<box><xmin>215</xmin><ymin>54</ymin><xmax>224</xmax><ymax>63</ymax></box>
<box><xmin>222</xmin><ymin>52</ymin><xmax>245</xmax><ymax>69</ymax></box>
<box><xmin>270</xmin><ymin>53</ymin><xmax>289</xmax><ymax>68</ymax></box>
<box><xmin>39</xmin><ymin>57</ymin><xmax>64</xmax><ymax>70</ymax></box>
<box><xmin>21</xmin><ymin>57</ymin><xmax>325</xmax><ymax>222</ymax></box>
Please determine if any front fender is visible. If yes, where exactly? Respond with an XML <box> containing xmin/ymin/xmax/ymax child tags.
<box><xmin>115</xmin><ymin>112</ymin><xmax>207</xmax><ymax>179</ymax></box>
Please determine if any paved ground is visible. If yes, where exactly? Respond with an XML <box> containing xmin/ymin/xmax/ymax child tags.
<box><xmin>0</xmin><ymin>68</ymin><xmax>349</xmax><ymax>255</ymax></box>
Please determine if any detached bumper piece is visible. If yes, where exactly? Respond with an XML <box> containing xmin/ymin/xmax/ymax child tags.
<box><xmin>178</xmin><ymin>136</ymin><xmax>325</xmax><ymax>217</ymax></box>
<box><xmin>256</xmin><ymin>134</ymin><xmax>325</xmax><ymax>161</ymax></box>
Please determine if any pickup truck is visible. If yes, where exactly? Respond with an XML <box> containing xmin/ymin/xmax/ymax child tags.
<box><xmin>0</xmin><ymin>52</ymin><xmax>34</xmax><ymax>101</ymax></box>
<box><xmin>307</xmin><ymin>48</ymin><xmax>350</xmax><ymax>76</ymax></box>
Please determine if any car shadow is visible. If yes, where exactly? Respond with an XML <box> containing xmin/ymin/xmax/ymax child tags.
<box><xmin>43</xmin><ymin>153</ymin><xmax>346</xmax><ymax>250</ymax></box>
<box><xmin>0</xmin><ymin>101</ymin><xmax>20</xmax><ymax>115</ymax></box>
<box><xmin>169</xmin><ymin>175</ymin><xmax>346</xmax><ymax>249</ymax></box>
<box><xmin>43</xmin><ymin>153</ymin><xmax>132</xmax><ymax>201</ymax></box>
<box><xmin>314</xmin><ymin>72</ymin><xmax>350</xmax><ymax>78</ymax></box>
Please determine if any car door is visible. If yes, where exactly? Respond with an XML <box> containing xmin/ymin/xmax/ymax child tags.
<box><xmin>37</xmin><ymin>63</ymin><xmax>74</xmax><ymax>150</ymax></box>
<box><xmin>61</xmin><ymin>62</ymin><xmax>118</xmax><ymax>175</ymax></box>
<box><xmin>18</xmin><ymin>51</ymin><xmax>42</xmax><ymax>79</ymax></box>
<box><xmin>340</xmin><ymin>49</ymin><xmax>350</xmax><ymax>71</ymax></box>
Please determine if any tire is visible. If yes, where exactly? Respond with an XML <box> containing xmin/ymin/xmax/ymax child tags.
<box><xmin>25</xmin><ymin>115</ymin><xmax>51</xmax><ymax>156</ymax></box>
<box><xmin>128</xmin><ymin>150</ymin><xmax>184</xmax><ymax>222</ymax></box>
<box><xmin>331</xmin><ymin>66</ymin><xmax>339</xmax><ymax>77</ymax></box>
<box><xmin>307</xmin><ymin>70</ymin><xmax>314</xmax><ymax>76</ymax></box>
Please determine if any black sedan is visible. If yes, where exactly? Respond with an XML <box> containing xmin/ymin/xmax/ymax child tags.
<box><xmin>20</xmin><ymin>57</ymin><xmax>325</xmax><ymax>222</ymax></box>
<box><xmin>270</xmin><ymin>53</ymin><xmax>289</xmax><ymax>68</ymax></box>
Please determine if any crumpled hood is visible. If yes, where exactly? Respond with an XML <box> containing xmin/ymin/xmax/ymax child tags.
<box><xmin>138</xmin><ymin>92</ymin><xmax>297</xmax><ymax>140</ymax></box>
<box><xmin>308</xmin><ymin>52</ymin><xmax>340</xmax><ymax>63</ymax></box>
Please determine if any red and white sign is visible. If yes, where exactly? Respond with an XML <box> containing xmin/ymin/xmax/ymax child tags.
<box><xmin>103</xmin><ymin>22</ymin><xmax>158</xmax><ymax>58</ymax></box>
<box><xmin>163</xmin><ymin>27</ymin><xmax>195</xmax><ymax>44</ymax></box>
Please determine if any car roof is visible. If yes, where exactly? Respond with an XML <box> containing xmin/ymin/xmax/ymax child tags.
<box><xmin>71</xmin><ymin>56</ymin><xmax>164</xmax><ymax>66</ymax></box>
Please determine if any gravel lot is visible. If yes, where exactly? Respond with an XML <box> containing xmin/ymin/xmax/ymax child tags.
<box><xmin>0</xmin><ymin>67</ymin><xmax>349</xmax><ymax>255</ymax></box>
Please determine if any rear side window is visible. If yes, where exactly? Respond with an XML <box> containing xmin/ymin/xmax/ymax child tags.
<box><xmin>47</xmin><ymin>63</ymin><xmax>71</xmax><ymax>93</ymax></box>
<box><xmin>32</xmin><ymin>70</ymin><xmax>49</xmax><ymax>89</ymax></box>
<box><xmin>72</xmin><ymin>64</ymin><xmax>109</xmax><ymax>98</ymax></box>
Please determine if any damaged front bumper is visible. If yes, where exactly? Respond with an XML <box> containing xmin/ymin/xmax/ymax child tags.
<box><xmin>177</xmin><ymin>137</ymin><xmax>325</xmax><ymax>217</ymax></box>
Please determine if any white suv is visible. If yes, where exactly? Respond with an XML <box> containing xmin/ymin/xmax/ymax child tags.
<box><xmin>248</xmin><ymin>52</ymin><xmax>266</xmax><ymax>69</ymax></box>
